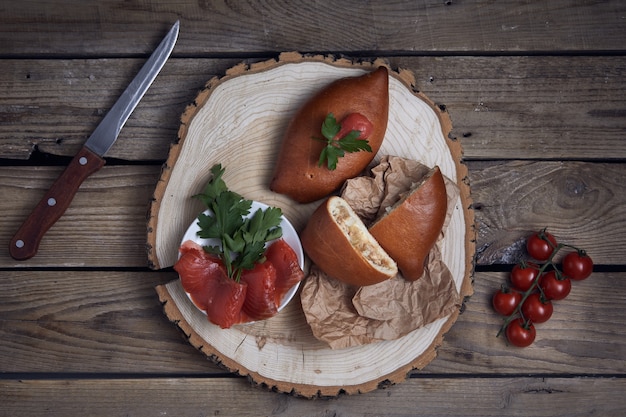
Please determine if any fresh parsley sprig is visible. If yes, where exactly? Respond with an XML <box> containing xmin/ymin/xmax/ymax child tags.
<box><xmin>194</xmin><ymin>164</ymin><xmax>283</xmax><ymax>282</ymax></box>
<box><xmin>315</xmin><ymin>113</ymin><xmax>372</xmax><ymax>170</ymax></box>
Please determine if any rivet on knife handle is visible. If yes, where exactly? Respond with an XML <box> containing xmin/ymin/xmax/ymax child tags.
<box><xmin>9</xmin><ymin>147</ymin><xmax>106</xmax><ymax>260</ymax></box>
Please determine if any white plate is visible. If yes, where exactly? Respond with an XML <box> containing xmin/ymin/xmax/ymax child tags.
<box><xmin>179</xmin><ymin>200</ymin><xmax>304</xmax><ymax>316</ymax></box>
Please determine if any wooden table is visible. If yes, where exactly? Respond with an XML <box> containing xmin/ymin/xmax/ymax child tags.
<box><xmin>1</xmin><ymin>1</ymin><xmax>625</xmax><ymax>415</ymax></box>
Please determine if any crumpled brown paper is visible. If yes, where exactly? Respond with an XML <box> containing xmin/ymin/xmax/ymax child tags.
<box><xmin>300</xmin><ymin>155</ymin><xmax>461</xmax><ymax>349</ymax></box>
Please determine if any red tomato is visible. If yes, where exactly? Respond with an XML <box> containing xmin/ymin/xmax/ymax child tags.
<box><xmin>336</xmin><ymin>113</ymin><xmax>373</xmax><ymax>141</ymax></box>
<box><xmin>526</xmin><ymin>230</ymin><xmax>558</xmax><ymax>261</ymax></box>
<box><xmin>506</xmin><ymin>318</ymin><xmax>536</xmax><ymax>347</ymax></box>
<box><xmin>521</xmin><ymin>293</ymin><xmax>553</xmax><ymax>323</ymax></box>
<box><xmin>492</xmin><ymin>288</ymin><xmax>522</xmax><ymax>316</ymax></box>
<box><xmin>510</xmin><ymin>262</ymin><xmax>539</xmax><ymax>292</ymax></box>
<box><xmin>562</xmin><ymin>251</ymin><xmax>593</xmax><ymax>281</ymax></box>
<box><xmin>539</xmin><ymin>270</ymin><xmax>571</xmax><ymax>300</ymax></box>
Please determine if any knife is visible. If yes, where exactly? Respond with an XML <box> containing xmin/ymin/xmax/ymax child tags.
<box><xmin>9</xmin><ymin>21</ymin><xmax>179</xmax><ymax>261</ymax></box>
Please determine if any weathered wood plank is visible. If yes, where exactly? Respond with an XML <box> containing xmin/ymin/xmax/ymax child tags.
<box><xmin>1</xmin><ymin>56</ymin><xmax>624</xmax><ymax>161</ymax></box>
<box><xmin>2</xmin><ymin>161</ymin><xmax>623</xmax><ymax>268</ymax></box>
<box><xmin>1</xmin><ymin>377</ymin><xmax>624</xmax><ymax>416</ymax></box>
<box><xmin>1</xmin><ymin>165</ymin><xmax>161</xmax><ymax>268</ymax></box>
<box><xmin>1</xmin><ymin>0</ymin><xmax>625</xmax><ymax>55</ymax></box>
<box><xmin>1</xmin><ymin>2</ymin><xmax>623</xmax><ymax>414</ymax></box>
<box><xmin>468</xmin><ymin>160</ymin><xmax>626</xmax><ymax>265</ymax></box>
<box><xmin>428</xmin><ymin>271</ymin><xmax>626</xmax><ymax>374</ymax></box>
<box><xmin>0</xmin><ymin>270</ymin><xmax>224</xmax><ymax>374</ymax></box>
<box><xmin>393</xmin><ymin>55</ymin><xmax>626</xmax><ymax>161</ymax></box>
<box><xmin>0</xmin><ymin>58</ymin><xmax>240</xmax><ymax>161</ymax></box>
<box><xmin>0</xmin><ymin>270</ymin><xmax>623</xmax><ymax>375</ymax></box>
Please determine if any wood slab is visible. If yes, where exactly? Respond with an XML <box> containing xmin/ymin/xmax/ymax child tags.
<box><xmin>147</xmin><ymin>53</ymin><xmax>474</xmax><ymax>397</ymax></box>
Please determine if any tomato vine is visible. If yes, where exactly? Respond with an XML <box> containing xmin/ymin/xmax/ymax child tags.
<box><xmin>493</xmin><ymin>229</ymin><xmax>594</xmax><ymax>347</ymax></box>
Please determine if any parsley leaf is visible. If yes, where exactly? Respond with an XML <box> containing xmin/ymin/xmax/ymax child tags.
<box><xmin>193</xmin><ymin>164</ymin><xmax>283</xmax><ymax>281</ymax></box>
<box><xmin>194</xmin><ymin>164</ymin><xmax>230</xmax><ymax>206</ymax></box>
<box><xmin>321</xmin><ymin>112</ymin><xmax>342</xmax><ymax>140</ymax></box>
<box><xmin>231</xmin><ymin>206</ymin><xmax>283</xmax><ymax>279</ymax></box>
<box><xmin>315</xmin><ymin>113</ymin><xmax>372</xmax><ymax>170</ymax></box>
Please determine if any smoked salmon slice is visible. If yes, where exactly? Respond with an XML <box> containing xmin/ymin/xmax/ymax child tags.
<box><xmin>174</xmin><ymin>238</ymin><xmax>303</xmax><ymax>328</ymax></box>
<box><xmin>175</xmin><ymin>240</ymin><xmax>247</xmax><ymax>328</ymax></box>
<box><xmin>205</xmin><ymin>274</ymin><xmax>247</xmax><ymax>329</ymax></box>
<box><xmin>174</xmin><ymin>241</ymin><xmax>224</xmax><ymax>309</ymax></box>
<box><xmin>265</xmin><ymin>239</ymin><xmax>305</xmax><ymax>304</ymax></box>
<box><xmin>240</xmin><ymin>261</ymin><xmax>278</xmax><ymax>320</ymax></box>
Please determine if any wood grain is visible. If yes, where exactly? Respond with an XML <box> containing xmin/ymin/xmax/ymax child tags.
<box><xmin>0</xmin><ymin>271</ymin><xmax>623</xmax><ymax>376</ymax></box>
<box><xmin>429</xmin><ymin>271</ymin><xmax>626</xmax><ymax>375</ymax></box>
<box><xmin>147</xmin><ymin>56</ymin><xmax>472</xmax><ymax>268</ymax></box>
<box><xmin>0</xmin><ymin>0</ymin><xmax>624</xmax><ymax>411</ymax></box>
<box><xmin>1</xmin><ymin>377</ymin><xmax>625</xmax><ymax>416</ymax></box>
<box><xmin>468</xmin><ymin>160</ymin><xmax>626</xmax><ymax>265</ymax></box>
<box><xmin>393</xmin><ymin>55</ymin><xmax>626</xmax><ymax>160</ymax></box>
<box><xmin>1</xmin><ymin>56</ymin><xmax>624</xmax><ymax>161</ymax></box>
<box><xmin>0</xmin><ymin>1</ymin><xmax>624</xmax><ymax>55</ymax></box>
<box><xmin>1</xmin><ymin>161</ymin><xmax>624</xmax><ymax>268</ymax></box>
<box><xmin>147</xmin><ymin>55</ymin><xmax>474</xmax><ymax>396</ymax></box>
<box><xmin>0</xmin><ymin>270</ymin><xmax>223</xmax><ymax>374</ymax></box>
<box><xmin>0</xmin><ymin>58</ymin><xmax>237</xmax><ymax>161</ymax></box>
<box><xmin>0</xmin><ymin>165</ymin><xmax>161</xmax><ymax>268</ymax></box>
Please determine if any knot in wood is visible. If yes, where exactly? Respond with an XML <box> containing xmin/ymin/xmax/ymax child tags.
<box><xmin>564</xmin><ymin>176</ymin><xmax>588</xmax><ymax>197</ymax></box>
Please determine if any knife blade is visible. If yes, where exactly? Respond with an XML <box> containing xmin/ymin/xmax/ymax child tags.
<box><xmin>9</xmin><ymin>21</ymin><xmax>179</xmax><ymax>261</ymax></box>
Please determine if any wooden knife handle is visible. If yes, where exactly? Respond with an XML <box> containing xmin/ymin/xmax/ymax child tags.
<box><xmin>9</xmin><ymin>146</ymin><xmax>106</xmax><ymax>260</ymax></box>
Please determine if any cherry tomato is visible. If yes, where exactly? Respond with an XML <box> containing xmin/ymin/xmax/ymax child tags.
<box><xmin>526</xmin><ymin>230</ymin><xmax>558</xmax><ymax>261</ymax></box>
<box><xmin>335</xmin><ymin>113</ymin><xmax>374</xmax><ymax>141</ymax></box>
<box><xmin>505</xmin><ymin>318</ymin><xmax>536</xmax><ymax>347</ymax></box>
<box><xmin>492</xmin><ymin>287</ymin><xmax>522</xmax><ymax>316</ymax></box>
<box><xmin>521</xmin><ymin>292</ymin><xmax>553</xmax><ymax>323</ymax></box>
<box><xmin>539</xmin><ymin>270</ymin><xmax>571</xmax><ymax>300</ymax></box>
<box><xmin>510</xmin><ymin>262</ymin><xmax>539</xmax><ymax>292</ymax></box>
<box><xmin>562</xmin><ymin>251</ymin><xmax>593</xmax><ymax>281</ymax></box>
